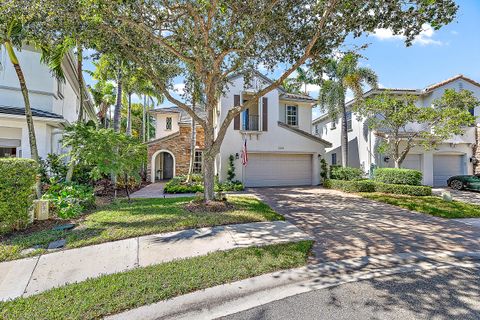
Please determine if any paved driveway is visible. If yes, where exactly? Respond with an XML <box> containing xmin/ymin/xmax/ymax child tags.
<box><xmin>433</xmin><ymin>188</ymin><xmax>480</xmax><ymax>206</ymax></box>
<box><xmin>252</xmin><ymin>187</ymin><xmax>480</xmax><ymax>264</ymax></box>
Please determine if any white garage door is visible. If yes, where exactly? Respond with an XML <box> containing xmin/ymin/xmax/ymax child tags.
<box><xmin>433</xmin><ymin>155</ymin><xmax>463</xmax><ymax>187</ymax></box>
<box><xmin>244</xmin><ymin>153</ymin><xmax>312</xmax><ymax>187</ymax></box>
<box><xmin>402</xmin><ymin>154</ymin><xmax>422</xmax><ymax>171</ymax></box>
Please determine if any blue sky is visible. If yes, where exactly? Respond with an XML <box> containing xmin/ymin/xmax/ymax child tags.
<box><xmin>84</xmin><ymin>0</ymin><xmax>480</xmax><ymax>115</ymax></box>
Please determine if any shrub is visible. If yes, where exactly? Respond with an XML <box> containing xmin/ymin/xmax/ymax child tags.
<box><xmin>42</xmin><ymin>181</ymin><xmax>95</xmax><ymax>219</ymax></box>
<box><xmin>164</xmin><ymin>175</ymin><xmax>244</xmax><ymax>193</ymax></box>
<box><xmin>163</xmin><ymin>176</ymin><xmax>204</xmax><ymax>194</ymax></box>
<box><xmin>320</xmin><ymin>159</ymin><xmax>328</xmax><ymax>180</ymax></box>
<box><xmin>330</xmin><ymin>166</ymin><xmax>364</xmax><ymax>181</ymax></box>
<box><xmin>323</xmin><ymin>179</ymin><xmax>376</xmax><ymax>192</ymax></box>
<box><xmin>216</xmin><ymin>180</ymin><xmax>244</xmax><ymax>192</ymax></box>
<box><xmin>374</xmin><ymin>182</ymin><xmax>432</xmax><ymax>196</ymax></box>
<box><xmin>0</xmin><ymin>159</ymin><xmax>38</xmax><ymax>234</ymax></box>
<box><xmin>373</xmin><ymin>168</ymin><xmax>422</xmax><ymax>186</ymax></box>
<box><xmin>324</xmin><ymin>178</ymin><xmax>432</xmax><ymax>196</ymax></box>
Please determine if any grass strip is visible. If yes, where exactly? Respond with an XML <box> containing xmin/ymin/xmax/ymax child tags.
<box><xmin>361</xmin><ymin>193</ymin><xmax>480</xmax><ymax>218</ymax></box>
<box><xmin>0</xmin><ymin>241</ymin><xmax>312</xmax><ymax>320</ymax></box>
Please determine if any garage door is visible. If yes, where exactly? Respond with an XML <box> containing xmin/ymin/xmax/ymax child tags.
<box><xmin>433</xmin><ymin>155</ymin><xmax>463</xmax><ymax>187</ymax></box>
<box><xmin>402</xmin><ymin>154</ymin><xmax>422</xmax><ymax>171</ymax></box>
<box><xmin>244</xmin><ymin>153</ymin><xmax>312</xmax><ymax>187</ymax></box>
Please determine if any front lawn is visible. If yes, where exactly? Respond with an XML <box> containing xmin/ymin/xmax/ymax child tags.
<box><xmin>361</xmin><ymin>193</ymin><xmax>480</xmax><ymax>219</ymax></box>
<box><xmin>0</xmin><ymin>241</ymin><xmax>312</xmax><ymax>320</ymax></box>
<box><xmin>0</xmin><ymin>196</ymin><xmax>283</xmax><ymax>262</ymax></box>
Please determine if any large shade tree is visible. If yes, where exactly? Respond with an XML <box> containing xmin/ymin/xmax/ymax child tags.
<box><xmin>317</xmin><ymin>52</ymin><xmax>378</xmax><ymax>167</ymax></box>
<box><xmin>42</xmin><ymin>0</ymin><xmax>457</xmax><ymax>200</ymax></box>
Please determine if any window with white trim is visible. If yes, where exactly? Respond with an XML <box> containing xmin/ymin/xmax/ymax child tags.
<box><xmin>166</xmin><ymin>117</ymin><xmax>172</xmax><ymax>130</ymax></box>
<box><xmin>314</xmin><ymin>124</ymin><xmax>319</xmax><ymax>135</ymax></box>
<box><xmin>346</xmin><ymin>111</ymin><xmax>353</xmax><ymax>131</ymax></box>
<box><xmin>330</xmin><ymin>120</ymin><xmax>336</xmax><ymax>130</ymax></box>
<box><xmin>193</xmin><ymin>150</ymin><xmax>203</xmax><ymax>173</ymax></box>
<box><xmin>331</xmin><ymin>153</ymin><xmax>337</xmax><ymax>165</ymax></box>
<box><xmin>286</xmin><ymin>105</ymin><xmax>298</xmax><ymax>126</ymax></box>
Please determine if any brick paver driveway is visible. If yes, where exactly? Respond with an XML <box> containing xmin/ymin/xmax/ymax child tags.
<box><xmin>252</xmin><ymin>187</ymin><xmax>480</xmax><ymax>263</ymax></box>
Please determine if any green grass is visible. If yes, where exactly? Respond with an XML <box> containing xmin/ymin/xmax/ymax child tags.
<box><xmin>361</xmin><ymin>193</ymin><xmax>480</xmax><ymax>219</ymax></box>
<box><xmin>0</xmin><ymin>196</ymin><xmax>283</xmax><ymax>262</ymax></box>
<box><xmin>0</xmin><ymin>241</ymin><xmax>312</xmax><ymax>320</ymax></box>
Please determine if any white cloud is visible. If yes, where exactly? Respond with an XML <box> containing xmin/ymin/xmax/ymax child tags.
<box><xmin>371</xmin><ymin>23</ymin><xmax>442</xmax><ymax>46</ymax></box>
<box><xmin>173</xmin><ymin>83</ymin><xmax>185</xmax><ymax>94</ymax></box>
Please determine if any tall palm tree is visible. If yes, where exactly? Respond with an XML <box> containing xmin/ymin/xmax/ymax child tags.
<box><xmin>295</xmin><ymin>67</ymin><xmax>313</xmax><ymax>95</ymax></box>
<box><xmin>1</xmin><ymin>19</ymin><xmax>41</xmax><ymax>197</ymax></box>
<box><xmin>318</xmin><ymin>53</ymin><xmax>378</xmax><ymax>167</ymax></box>
<box><xmin>89</xmin><ymin>80</ymin><xmax>116</xmax><ymax>127</ymax></box>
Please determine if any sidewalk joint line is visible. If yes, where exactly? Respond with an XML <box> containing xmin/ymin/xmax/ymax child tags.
<box><xmin>22</xmin><ymin>255</ymin><xmax>41</xmax><ymax>296</ymax></box>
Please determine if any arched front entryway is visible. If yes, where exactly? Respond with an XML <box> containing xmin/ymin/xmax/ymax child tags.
<box><xmin>151</xmin><ymin>150</ymin><xmax>175</xmax><ymax>182</ymax></box>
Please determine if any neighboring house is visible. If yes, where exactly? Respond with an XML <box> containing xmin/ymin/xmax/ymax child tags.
<box><xmin>312</xmin><ymin>75</ymin><xmax>480</xmax><ymax>187</ymax></box>
<box><xmin>0</xmin><ymin>46</ymin><xmax>94</xmax><ymax>159</ymax></box>
<box><xmin>147</xmin><ymin>71</ymin><xmax>332</xmax><ymax>187</ymax></box>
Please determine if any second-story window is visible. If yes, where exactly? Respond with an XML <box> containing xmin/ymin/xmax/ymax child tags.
<box><xmin>331</xmin><ymin>120</ymin><xmax>336</xmax><ymax>130</ymax></box>
<box><xmin>166</xmin><ymin>117</ymin><xmax>172</xmax><ymax>130</ymax></box>
<box><xmin>286</xmin><ymin>105</ymin><xmax>298</xmax><ymax>126</ymax></box>
<box><xmin>314</xmin><ymin>124</ymin><xmax>319</xmax><ymax>135</ymax></box>
<box><xmin>346</xmin><ymin>111</ymin><xmax>353</xmax><ymax>131</ymax></box>
<box><xmin>57</xmin><ymin>79</ymin><xmax>64</xmax><ymax>99</ymax></box>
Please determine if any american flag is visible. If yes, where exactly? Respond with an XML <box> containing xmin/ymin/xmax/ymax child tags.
<box><xmin>241</xmin><ymin>138</ymin><xmax>248</xmax><ymax>166</ymax></box>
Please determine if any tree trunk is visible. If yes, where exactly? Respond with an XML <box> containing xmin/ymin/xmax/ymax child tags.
<box><xmin>203</xmin><ymin>152</ymin><xmax>215</xmax><ymax>201</ymax></box>
<box><xmin>126</xmin><ymin>92</ymin><xmax>132</xmax><ymax>136</ymax></box>
<box><xmin>66</xmin><ymin>44</ymin><xmax>84</xmax><ymax>183</ymax></box>
<box><xmin>113</xmin><ymin>67</ymin><xmax>123</xmax><ymax>133</ymax></box>
<box><xmin>341</xmin><ymin>103</ymin><xmax>349</xmax><ymax>167</ymax></box>
<box><xmin>142</xmin><ymin>95</ymin><xmax>146</xmax><ymax>142</ymax></box>
<box><xmin>5</xmin><ymin>41</ymin><xmax>41</xmax><ymax>198</ymax></box>
<box><xmin>146</xmin><ymin>96</ymin><xmax>151</xmax><ymax>141</ymax></box>
<box><xmin>186</xmin><ymin>102</ymin><xmax>196</xmax><ymax>183</ymax></box>
<box><xmin>76</xmin><ymin>44</ymin><xmax>84</xmax><ymax>122</ymax></box>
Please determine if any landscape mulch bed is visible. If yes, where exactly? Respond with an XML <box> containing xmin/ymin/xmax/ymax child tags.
<box><xmin>184</xmin><ymin>200</ymin><xmax>236</xmax><ymax>213</ymax></box>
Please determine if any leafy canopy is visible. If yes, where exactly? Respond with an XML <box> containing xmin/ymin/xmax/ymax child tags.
<box><xmin>355</xmin><ymin>89</ymin><xmax>478</xmax><ymax>164</ymax></box>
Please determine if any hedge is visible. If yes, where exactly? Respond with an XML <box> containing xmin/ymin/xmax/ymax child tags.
<box><xmin>323</xmin><ymin>179</ymin><xmax>376</xmax><ymax>193</ymax></box>
<box><xmin>373</xmin><ymin>168</ymin><xmax>422</xmax><ymax>186</ymax></box>
<box><xmin>0</xmin><ymin>158</ymin><xmax>38</xmax><ymax>235</ymax></box>
<box><xmin>374</xmin><ymin>182</ymin><xmax>432</xmax><ymax>196</ymax></box>
<box><xmin>324</xmin><ymin>179</ymin><xmax>432</xmax><ymax>196</ymax></box>
<box><xmin>330</xmin><ymin>166</ymin><xmax>363</xmax><ymax>181</ymax></box>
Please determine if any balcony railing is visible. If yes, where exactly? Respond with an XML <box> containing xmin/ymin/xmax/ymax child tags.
<box><xmin>242</xmin><ymin>115</ymin><xmax>260</xmax><ymax>131</ymax></box>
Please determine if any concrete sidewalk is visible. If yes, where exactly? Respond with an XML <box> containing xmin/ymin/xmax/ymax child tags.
<box><xmin>0</xmin><ymin>221</ymin><xmax>311</xmax><ymax>301</ymax></box>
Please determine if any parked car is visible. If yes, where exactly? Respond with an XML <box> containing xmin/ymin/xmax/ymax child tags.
<box><xmin>447</xmin><ymin>174</ymin><xmax>480</xmax><ymax>191</ymax></box>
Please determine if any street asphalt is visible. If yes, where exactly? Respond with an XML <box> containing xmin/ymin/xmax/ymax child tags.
<box><xmin>218</xmin><ymin>266</ymin><xmax>480</xmax><ymax>320</ymax></box>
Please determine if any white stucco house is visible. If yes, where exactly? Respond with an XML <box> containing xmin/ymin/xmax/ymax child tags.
<box><xmin>147</xmin><ymin>71</ymin><xmax>332</xmax><ymax>187</ymax></box>
<box><xmin>312</xmin><ymin>75</ymin><xmax>480</xmax><ymax>187</ymax></box>
<box><xmin>0</xmin><ymin>46</ymin><xmax>94</xmax><ymax>159</ymax></box>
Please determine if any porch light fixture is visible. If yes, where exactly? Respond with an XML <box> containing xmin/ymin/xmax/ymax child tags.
<box><xmin>235</xmin><ymin>153</ymin><xmax>240</xmax><ymax>159</ymax></box>
<box><xmin>383</xmin><ymin>156</ymin><xmax>390</xmax><ymax>163</ymax></box>
<box><xmin>470</xmin><ymin>157</ymin><xmax>479</xmax><ymax>165</ymax></box>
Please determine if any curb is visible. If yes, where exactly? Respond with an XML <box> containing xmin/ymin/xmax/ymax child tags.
<box><xmin>107</xmin><ymin>250</ymin><xmax>480</xmax><ymax>320</ymax></box>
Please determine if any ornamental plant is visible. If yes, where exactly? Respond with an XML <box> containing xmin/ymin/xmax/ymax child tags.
<box><xmin>0</xmin><ymin>158</ymin><xmax>38</xmax><ymax>234</ymax></box>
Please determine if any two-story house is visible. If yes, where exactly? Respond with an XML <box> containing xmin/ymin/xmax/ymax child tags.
<box><xmin>147</xmin><ymin>71</ymin><xmax>332</xmax><ymax>187</ymax></box>
<box><xmin>0</xmin><ymin>46</ymin><xmax>94</xmax><ymax>159</ymax></box>
<box><xmin>312</xmin><ymin>75</ymin><xmax>480</xmax><ymax>187</ymax></box>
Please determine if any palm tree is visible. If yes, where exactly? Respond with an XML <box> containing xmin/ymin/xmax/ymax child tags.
<box><xmin>281</xmin><ymin>78</ymin><xmax>302</xmax><ymax>94</ymax></box>
<box><xmin>295</xmin><ymin>67</ymin><xmax>313</xmax><ymax>95</ymax></box>
<box><xmin>1</xmin><ymin>19</ymin><xmax>41</xmax><ymax>197</ymax></box>
<box><xmin>89</xmin><ymin>80</ymin><xmax>116</xmax><ymax>127</ymax></box>
<box><xmin>318</xmin><ymin>53</ymin><xmax>378</xmax><ymax>167</ymax></box>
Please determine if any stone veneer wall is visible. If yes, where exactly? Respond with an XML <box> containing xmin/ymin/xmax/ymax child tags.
<box><xmin>147</xmin><ymin>125</ymin><xmax>205</xmax><ymax>182</ymax></box>
<box><xmin>475</xmin><ymin>127</ymin><xmax>480</xmax><ymax>174</ymax></box>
